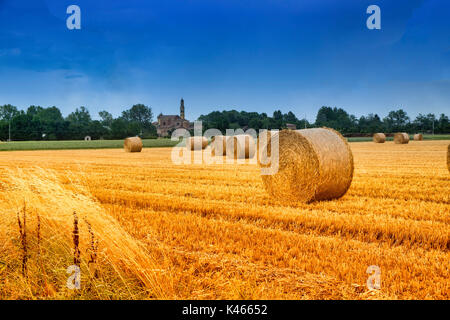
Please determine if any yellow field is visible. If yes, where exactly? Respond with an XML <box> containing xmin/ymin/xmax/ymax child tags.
<box><xmin>0</xmin><ymin>140</ymin><xmax>449</xmax><ymax>299</ymax></box>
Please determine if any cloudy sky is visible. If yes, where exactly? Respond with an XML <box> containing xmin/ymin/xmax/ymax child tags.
<box><xmin>0</xmin><ymin>0</ymin><xmax>449</xmax><ymax>121</ymax></box>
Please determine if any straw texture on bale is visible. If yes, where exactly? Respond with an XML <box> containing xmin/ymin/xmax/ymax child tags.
<box><xmin>124</xmin><ymin>137</ymin><xmax>143</xmax><ymax>152</ymax></box>
<box><xmin>226</xmin><ymin>134</ymin><xmax>256</xmax><ymax>159</ymax></box>
<box><xmin>394</xmin><ymin>133</ymin><xmax>410</xmax><ymax>144</ymax></box>
<box><xmin>414</xmin><ymin>133</ymin><xmax>423</xmax><ymax>141</ymax></box>
<box><xmin>186</xmin><ymin>136</ymin><xmax>208</xmax><ymax>150</ymax></box>
<box><xmin>211</xmin><ymin>135</ymin><xmax>229</xmax><ymax>156</ymax></box>
<box><xmin>373</xmin><ymin>133</ymin><xmax>386</xmax><ymax>143</ymax></box>
<box><xmin>260</xmin><ymin>128</ymin><xmax>354</xmax><ymax>203</ymax></box>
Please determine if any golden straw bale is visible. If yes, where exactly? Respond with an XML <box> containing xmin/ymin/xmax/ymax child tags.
<box><xmin>226</xmin><ymin>134</ymin><xmax>256</xmax><ymax>159</ymax></box>
<box><xmin>186</xmin><ymin>136</ymin><xmax>208</xmax><ymax>150</ymax></box>
<box><xmin>211</xmin><ymin>135</ymin><xmax>229</xmax><ymax>156</ymax></box>
<box><xmin>124</xmin><ymin>137</ymin><xmax>143</xmax><ymax>152</ymax></box>
<box><xmin>394</xmin><ymin>132</ymin><xmax>410</xmax><ymax>144</ymax></box>
<box><xmin>413</xmin><ymin>133</ymin><xmax>423</xmax><ymax>141</ymax></box>
<box><xmin>373</xmin><ymin>133</ymin><xmax>386</xmax><ymax>143</ymax></box>
<box><xmin>260</xmin><ymin>128</ymin><xmax>354</xmax><ymax>203</ymax></box>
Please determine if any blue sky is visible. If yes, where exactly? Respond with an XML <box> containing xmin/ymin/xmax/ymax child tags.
<box><xmin>0</xmin><ymin>0</ymin><xmax>448</xmax><ymax>121</ymax></box>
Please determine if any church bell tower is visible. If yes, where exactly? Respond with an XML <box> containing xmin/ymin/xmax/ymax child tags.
<box><xmin>180</xmin><ymin>98</ymin><xmax>185</xmax><ymax>120</ymax></box>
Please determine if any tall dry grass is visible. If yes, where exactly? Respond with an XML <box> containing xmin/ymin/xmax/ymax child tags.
<box><xmin>0</xmin><ymin>168</ymin><xmax>171</xmax><ymax>299</ymax></box>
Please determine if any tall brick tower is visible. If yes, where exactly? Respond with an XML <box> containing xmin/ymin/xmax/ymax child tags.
<box><xmin>180</xmin><ymin>98</ymin><xmax>185</xmax><ymax>120</ymax></box>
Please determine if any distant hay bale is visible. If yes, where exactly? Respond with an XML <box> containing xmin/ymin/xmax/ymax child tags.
<box><xmin>394</xmin><ymin>132</ymin><xmax>410</xmax><ymax>144</ymax></box>
<box><xmin>124</xmin><ymin>137</ymin><xmax>143</xmax><ymax>153</ymax></box>
<box><xmin>211</xmin><ymin>135</ymin><xmax>229</xmax><ymax>156</ymax></box>
<box><xmin>260</xmin><ymin>128</ymin><xmax>354</xmax><ymax>203</ymax></box>
<box><xmin>226</xmin><ymin>134</ymin><xmax>256</xmax><ymax>159</ymax></box>
<box><xmin>84</xmin><ymin>136</ymin><xmax>92</xmax><ymax>141</ymax></box>
<box><xmin>373</xmin><ymin>133</ymin><xmax>386</xmax><ymax>143</ymax></box>
<box><xmin>414</xmin><ymin>133</ymin><xmax>423</xmax><ymax>141</ymax></box>
<box><xmin>186</xmin><ymin>136</ymin><xmax>208</xmax><ymax>150</ymax></box>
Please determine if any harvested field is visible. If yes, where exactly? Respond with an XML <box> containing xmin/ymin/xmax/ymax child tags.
<box><xmin>0</xmin><ymin>140</ymin><xmax>449</xmax><ymax>300</ymax></box>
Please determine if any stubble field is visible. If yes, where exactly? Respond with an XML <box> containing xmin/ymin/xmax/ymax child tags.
<box><xmin>0</xmin><ymin>140</ymin><xmax>449</xmax><ymax>299</ymax></box>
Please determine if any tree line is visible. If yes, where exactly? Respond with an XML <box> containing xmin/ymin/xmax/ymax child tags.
<box><xmin>0</xmin><ymin>104</ymin><xmax>156</xmax><ymax>141</ymax></box>
<box><xmin>199</xmin><ymin>107</ymin><xmax>450</xmax><ymax>135</ymax></box>
<box><xmin>1</xmin><ymin>104</ymin><xmax>449</xmax><ymax>141</ymax></box>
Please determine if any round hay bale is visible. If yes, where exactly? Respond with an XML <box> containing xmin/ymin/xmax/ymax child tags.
<box><xmin>394</xmin><ymin>132</ymin><xmax>410</xmax><ymax>144</ymax></box>
<box><xmin>226</xmin><ymin>134</ymin><xmax>256</xmax><ymax>159</ymax></box>
<box><xmin>84</xmin><ymin>136</ymin><xmax>92</xmax><ymax>141</ymax></box>
<box><xmin>124</xmin><ymin>137</ymin><xmax>143</xmax><ymax>153</ymax></box>
<box><xmin>373</xmin><ymin>133</ymin><xmax>386</xmax><ymax>143</ymax></box>
<box><xmin>260</xmin><ymin>128</ymin><xmax>354</xmax><ymax>203</ymax></box>
<box><xmin>211</xmin><ymin>135</ymin><xmax>228</xmax><ymax>156</ymax></box>
<box><xmin>413</xmin><ymin>133</ymin><xmax>423</xmax><ymax>141</ymax></box>
<box><xmin>186</xmin><ymin>136</ymin><xmax>208</xmax><ymax>150</ymax></box>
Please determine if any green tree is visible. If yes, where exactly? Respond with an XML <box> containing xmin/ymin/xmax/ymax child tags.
<box><xmin>122</xmin><ymin>104</ymin><xmax>154</xmax><ymax>135</ymax></box>
<box><xmin>436</xmin><ymin>114</ymin><xmax>450</xmax><ymax>134</ymax></box>
<box><xmin>0</xmin><ymin>104</ymin><xmax>19</xmax><ymax>141</ymax></box>
<box><xmin>67</xmin><ymin>107</ymin><xmax>92</xmax><ymax>139</ymax></box>
<box><xmin>283</xmin><ymin>111</ymin><xmax>299</xmax><ymax>124</ymax></box>
<box><xmin>99</xmin><ymin>110</ymin><xmax>113</xmax><ymax>128</ymax></box>
<box><xmin>315</xmin><ymin>106</ymin><xmax>355</xmax><ymax>133</ymax></box>
<box><xmin>110</xmin><ymin>118</ymin><xmax>141</xmax><ymax>139</ymax></box>
<box><xmin>67</xmin><ymin>106</ymin><xmax>92</xmax><ymax>126</ymax></box>
<box><xmin>34</xmin><ymin>106</ymin><xmax>66</xmax><ymax>140</ymax></box>
<box><xmin>12</xmin><ymin>112</ymin><xmax>42</xmax><ymax>140</ymax></box>
<box><xmin>272</xmin><ymin>110</ymin><xmax>283</xmax><ymax>128</ymax></box>
<box><xmin>383</xmin><ymin>109</ymin><xmax>410</xmax><ymax>132</ymax></box>
<box><xmin>27</xmin><ymin>105</ymin><xmax>44</xmax><ymax>117</ymax></box>
<box><xmin>359</xmin><ymin>113</ymin><xmax>383</xmax><ymax>133</ymax></box>
<box><xmin>88</xmin><ymin>120</ymin><xmax>108</xmax><ymax>140</ymax></box>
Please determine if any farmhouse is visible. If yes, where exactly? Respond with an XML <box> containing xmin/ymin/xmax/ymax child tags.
<box><xmin>155</xmin><ymin>98</ymin><xmax>192</xmax><ymax>137</ymax></box>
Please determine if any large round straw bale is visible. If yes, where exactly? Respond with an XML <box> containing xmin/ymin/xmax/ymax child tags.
<box><xmin>413</xmin><ymin>133</ymin><xmax>423</xmax><ymax>141</ymax></box>
<box><xmin>186</xmin><ymin>136</ymin><xmax>208</xmax><ymax>150</ymax></box>
<box><xmin>260</xmin><ymin>128</ymin><xmax>354</xmax><ymax>203</ymax></box>
<box><xmin>373</xmin><ymin>133</ymin><xmax>386</xmax><ymax>143</ymax></box>
<box><xmin>226</xmin><ymin>134</ymin><xmax>256</xmax><ymax>159</ymax></box>
<box><xmin>394</xmin><ymin>132</ymin><xmax>410</xmax><ymax>144</ymax></box>
<box><xmin>124</xmin><ymin>137</ymin><xmax>143</xmax><ymax>152</ymax></box>
<box><xmin>211</xmin><ymin>135</ymin><xmax>228</xmax><ymax>156</ymax></box>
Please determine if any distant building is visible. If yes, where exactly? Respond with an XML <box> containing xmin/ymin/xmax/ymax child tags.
<box><xmin>155</xmin><ymin>99</ymin><xmax>192</xmax><ymax>137</ymax></box>
<box><xmin>286</xmin><ymin>123</ymin><xmax>297</xmax><ymax>130</ymax></box>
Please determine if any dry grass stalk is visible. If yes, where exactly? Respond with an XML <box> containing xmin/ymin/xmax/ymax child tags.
<box><xmin>73</xmin><ymin>211</ymin><xmax>81</xmax><ymax>266</ymax></box>
<box><xmin>36</xmin><ymin>212</ymin><xmax>41</xmax><ymax>259</ymax></box>
<box><xmin>36</xmin><ymin>213</ymin><xmax>41</xmax><ymax>247</ymax></box>
<box><xmin>124</xmin><ymin>137</ymin><xmax>143</xmax><ymax>153</ymax></box>
<box><xmin>447</xmin><ymin>144</ymin><xmax>450</xmax><ymax>173</ymax></box>
<box><xmin>17</xmin><ymin>204</ymin><xmax>28</xmax><ymax>276</ymax></box>
<box><xmin>84</xmin><ymin>219</ymin><xmax>99</xmax><ymax>278</ymax></box>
